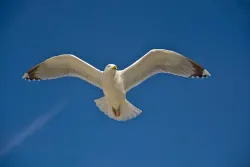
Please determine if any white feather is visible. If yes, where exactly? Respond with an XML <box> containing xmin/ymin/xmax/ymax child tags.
<box><xmin>119</xmin><ymin>49</ymin><xmax>211</xmax><ymax>92</ymax></box>
<box><xmin>94</xmin><ymin>96</ymin><xmax>142</xmax><ymax>121</ymax></box>
<box><xmin>22</xmin><ymin>54</ymin><xmax>103</xmax><ymax>89</ymax></box>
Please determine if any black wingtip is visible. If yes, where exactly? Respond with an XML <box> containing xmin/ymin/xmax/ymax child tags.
<box><xmin>22</xmin><ymin>64</ymin><xmax>41</xmax><ymax>81</ymax></box>
<box><xmin>188</xmin><ymin>60</ymin><xmax>211</xmax><ymax>79</ymax></box>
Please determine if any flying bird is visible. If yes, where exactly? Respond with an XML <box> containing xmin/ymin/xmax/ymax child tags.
<box><xmin>22</xmin><ymin>49</ymin><xmax>211</xmax><ymax>121</ymax></box>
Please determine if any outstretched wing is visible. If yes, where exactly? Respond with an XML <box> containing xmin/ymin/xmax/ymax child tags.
<box><xmin>22</xmin><ymin>54</ymin><xmax>103</xmax><ymax>89</ymax></box>
<box><xmin>119</xmin><ymin>49</ymin><xmax>211</xmax><ymax>92</ymax></box>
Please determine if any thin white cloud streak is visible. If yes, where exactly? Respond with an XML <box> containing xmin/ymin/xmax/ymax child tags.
<box><xmin>0</xmin><ymin>99</ymin><xmax>68</xmax><ymax>157</ymax></box>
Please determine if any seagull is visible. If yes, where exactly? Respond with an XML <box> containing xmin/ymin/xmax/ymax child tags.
<box><xmin>22</xmin><ymin>49</ymin><xmax>211</xmax><ymax>121</ymax></box>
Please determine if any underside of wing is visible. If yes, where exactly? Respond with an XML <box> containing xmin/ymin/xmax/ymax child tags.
<box><xmin>120</xmin><ymin>49</ymin><xmax>211</xmax><ymax>92</ymax></box>
<box><xmin>22</xmin><ymin>54</ymin><xmax>103</xmax><ymax>89</ymax></box>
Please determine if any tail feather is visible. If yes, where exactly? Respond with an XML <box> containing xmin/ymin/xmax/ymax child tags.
<box><xmin>94</xmin><ymin>96</ymin><xmax>142</xmax><ymax>121</ymax></box>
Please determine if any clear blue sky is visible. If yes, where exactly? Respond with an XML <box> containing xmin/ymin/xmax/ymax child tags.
<box><xmin>0</xmin><ymin>0</ymin><xmax>250</xmax><ymax>167</ymax></box>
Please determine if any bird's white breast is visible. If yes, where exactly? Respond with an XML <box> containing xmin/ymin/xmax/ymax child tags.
<box><xmin>101</xmin><ymin>72</ymin><xmax>125</xmax><ymax>109</ymax></box>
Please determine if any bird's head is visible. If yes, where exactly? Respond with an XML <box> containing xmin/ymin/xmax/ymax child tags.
<box><xmin>104</xmin><ymin>64</ymin><xmax>117</xmax><ymax>77</ymax></box>
<box><xmin>104</xmin><ymin>64</ymin><xmax>117</xmax><ymax>72</ymax></box>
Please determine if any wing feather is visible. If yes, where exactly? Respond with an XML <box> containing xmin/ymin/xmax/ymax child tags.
<box><xmin>120</xmin><ymin>49</ymin><xmax>211</xmax><ymax>92</ymax></box>
<box><xmin>22</xmin><ymin>54</ymin><xmax>103</xmax><ymax>89</ymax></box>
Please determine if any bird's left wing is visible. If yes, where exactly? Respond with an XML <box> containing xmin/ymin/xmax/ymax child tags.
<box><xmin>119</xmin><ymin>49</ymin><xmax>211</xmax><ymax>92</ymax></box>
<box><xmin>22</xmin><ymin>54</ymin><xmax>103</xmax><ymax>89</ymax></box>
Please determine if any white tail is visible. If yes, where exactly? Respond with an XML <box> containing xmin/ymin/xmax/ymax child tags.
<box><xmin>94</xmin><ymin>96</ymin><xmax>142</xmax><ymax>121</ymax></box>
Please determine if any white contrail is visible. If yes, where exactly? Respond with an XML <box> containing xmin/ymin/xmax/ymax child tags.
<box><xmin>0</xmin><ymin>98</ymin><xmax>68</xmax><ymax>157</ymax></box>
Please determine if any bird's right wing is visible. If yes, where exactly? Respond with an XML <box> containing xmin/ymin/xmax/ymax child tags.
<box><xmin>120</xmin><ymin>49</ymin><xmax>211</xmax><ymax>92</ymax></box>
<box><xmin>22</xmin><ymin>54</ymin><xmax>103</xmax><ymax>89</ymax></box>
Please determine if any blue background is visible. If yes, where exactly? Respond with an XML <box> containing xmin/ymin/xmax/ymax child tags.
<box><xmin>0</xmin><ymin>0</ymin><xmax>250</xmax><ymax>167</ymax></box>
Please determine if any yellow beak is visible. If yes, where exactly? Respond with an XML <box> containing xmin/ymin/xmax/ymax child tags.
<box><xmin>112</xmin><ymin>66</ymin><xmax>117</xmax><ymax>70</ymax></box>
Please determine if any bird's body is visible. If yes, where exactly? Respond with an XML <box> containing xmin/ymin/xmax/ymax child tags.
<box><xmin>101</xmin><ymin>65</ymin><xmax>126</xmax><ymax>117</ymax></box>
<box><xmin>22</xmin><ymin>49</ymin><xmax>211</xmax><ymax>121</ymax></box>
